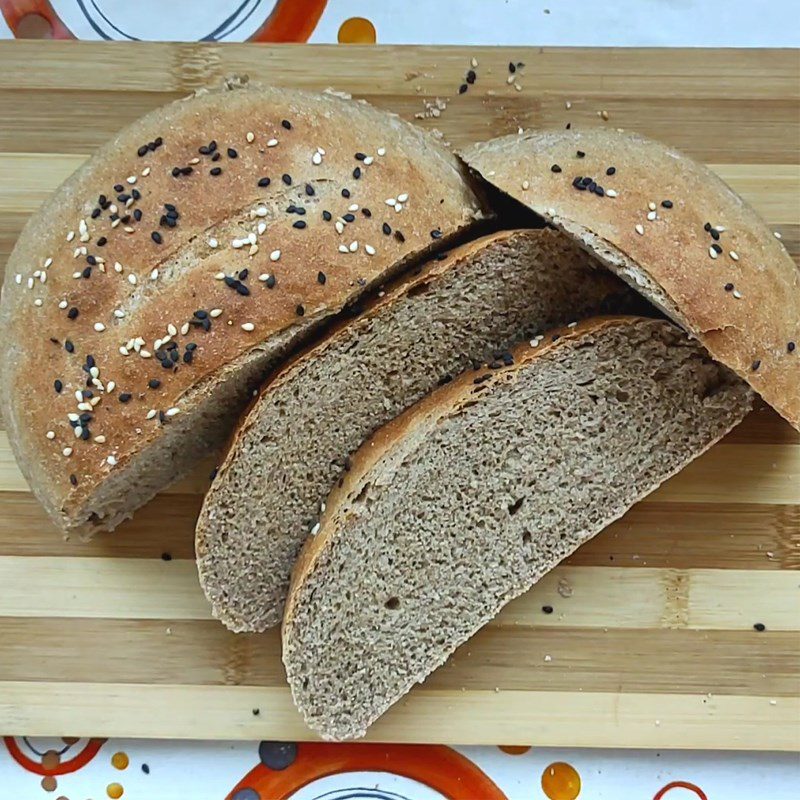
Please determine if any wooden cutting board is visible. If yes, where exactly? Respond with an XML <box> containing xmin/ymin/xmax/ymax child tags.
<box><xmin>0</xmin><ymin>41</ymin><xmax>798</xmax><ymax>750</ymax></box>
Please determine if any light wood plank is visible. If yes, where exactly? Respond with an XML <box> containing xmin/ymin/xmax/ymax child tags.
<box><xmin>1</xmin><ymin>557</ymin><xmax>796</xmax><ymax>633</ymax></box>
<box><xmin>0</xmin><ymin>682</ymin><xmax>796</xmax><ymax>749</ymax></box>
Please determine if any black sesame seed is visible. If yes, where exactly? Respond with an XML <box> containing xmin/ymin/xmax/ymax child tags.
<box><xmin>133</xmin><ymin>209</ymin><xmax>142</xmax><ymax>222</ymax></box>
<box><xmin>159</xmin><ymin>411</ymin><xmax>167</xmax><ymax>424</ymax></box>
<box><xmin>161</xmin><ymin>552</ymin><xmax>172</xmax><ymax>561</ymax></box>
<box><xmin>317</xmin><ymin>271</ymin><xmax>326</xmax><ymax>285</ymax></box>
<box><xmin>110</xmin><ymin>213</ymin><xmax>119</xmax><ymax>222</ymax></box>
<box><xmin>282</xmin><ymin>174</ymin><xmax>292</xmax><ymax>186</ymax></box>
<box><xmin>171</xmin><ymin>167</ymin><xmax>181</xmax><ymax>177</ymax></box>
<box><xmin>186</xmin><ymin>342</ymin><xmax>197</xmax><ymax>351</ymax></box>
<box><xmin>113</xmin><ymin>183</ymin><xmax>124</xmax><ymax>193</ymax></box>
<box><xmin>305</xmin><ymin>183</ymin><xmax>315</xmax><ymax>196</ymax></box>
<box><xmin>710</xmin><ymin>228</ymin><xmax>720</xmax><ymax>240</ymax></box>
<box><xmin>322</xmin><ymin>210</ymin><xmax>332</xmax><ymax>221</ymax></box>
<box><xmin>354</xmin><ymin>152</ymin><xmax>367</xmax><ymax>161</ymax></box>
<box><xmin>712</xmin><ymin>243</ymin><xmax>723</xmax><ymax>254</ymax></box>
<box><xmin>148</xmin><ymin>379</ymin><xmax>161</xmax><ymax>389</ymax></box>
<box><xmin>587</xmin><ymin>181</ymin><xmax>597</xmax><ymax>193</ymax></box>
<box><xmin>362</xmin><ymin>208</ymin><xmax>372</xmax><ymax>218</ymax></box>
<box><xmin>91</xmin><ymin>208</ymin><xmax>102</xmax><ymax>219</ymax></box>
<box><xmin>86</xmin><ymin>355</ymin><xmax>95</xmax><ymax>368</ymax></box>
<box><xmin>566</xmin><ymin>122</ymin><xmax>571</xmax><ymax>129</ymax></box>
<box><xmin>431</xmin><ymin>229</ymin><xmax>443</xmax><ymax>239</ymax></box>
<box><xmin>210</xmin><ymin>167</ymin><xmax>222</xmax><ymax>176</ymax></box>
<box><xmin>238</xmin><ymin>268</ymin><xmax>249</xmax><ymax>281</ymax></box>
<box><xmin>661</xmin><ymin>200</ymin><xmax>673</xmax><ymax>209</ymax></box>
<box><xmin>382</xmin><ymin>222</ymin><xmax>392</xmax><ymax>235</ymax></box>
<box><xmin>343</xmin><ymin>213</ymin><xmax>355</xmax><ymax>223</ymax></box>
<box><xmin>594</xmin><ymin>185</ymin><xmax>605</xmax><ymax>197</ymax></box>
<box><xmin>296</xmin><ymin>304</ymin><xmax>305</xmax><ymax>316</ymax></box>
<box><xmin>353</xmin><ymin>167</ymin><xmax>362</xmax><ymax>179</ymax></box>
<box><xmin>137</xmin><ymin>145</ymin><xmax>149</xmax><ymax>157</ymax></box>
<box><xmin>725</xmin><ymin>283</ymin><xmax>734</xmax><ymax>292</ymax></box>
<box><xmin>753</xmin><ymin>623</ymin><xmax>766</xmax><ymax>632</ymax></box>
<box><xmin>82</xmin><ymin>266</ymin><xmax>92</xmax><ymax>279</ymax></box>
<box><xmin>86</xmin><ymin>255</ymin><xmax>97</xmax><ymax>266</ymax></box>
<box><xmin>54</xmin><ymin>379</ymin><xmax>63</xmax><ymax>393</ymax></box>
<box><xmin>788</xmin><ymin>342</ymin><xmax>796</xmax><ymax>353</ymax></box>
<box><xmin>508</xmin><ymin>61</ymin><xmax>516</xmax><ymax>73</ymax></box>
<box><xmin>211</xmin><ymin>153</ymin><xmax>221</xmax><ymax>162</ymax></box>
<box><xmin>551</xmin><ymin>334</ymin><xmax>560</xmax><ymax>342</ymax></box>
<box><xmin>580</xmin><ymin>176</ymin><xmax>592</xmax><ymax>186</ymax></box>
<box><xmin>342</xmin><ymin>188</ymin><xmax>351</xmax><ymax>198</ymax></box>
<box><xmin>606</xmin><ymin>166</ymin><xmax>616</xmax><ymax>176</ymax></box>
<box><xmin>236</xmin><ymin>283</ymin><xmax>250</xmax><ymax>296</ymax></box>
<box><xmin>97</xmin><ymin>236</ymin><xmax>107</xmax><ymax>247</ymax></box>
<box><xmin>154</xmin><ymin>137</ymin><xmax>163</xmax><ymax>147</ymax></box>
<box><xmin>227</xmin><ymin>148</ymin><xmax>238</xmax><ymax>159</ymax></box>
<box><xmin>572</xmin><ymin>176</ymin><xmax>583</xmax><ymax>187</ymax></box>
<box><xmin>293</xmin><ymin>220</ymin><xmax>307</xmax><ymax>229</ymax></box>
<box><xmin>265</xmin><ymin>275</ymin><xmax>276</xmax><ymax>289</ymax></box>
<box><xmin>576</xmin><ymin>150</ymin><xmax>585</xmax><ymax>158</ymax></box>
<box><xmin>151</xmin><ymin>231</ymin><xmax>163</xmax><ymax>244</ymax></box>
<box><xmin>120</xmin><ymin>214</ymin><xmax>131</xmax><ymax>224</ymax></box>
<box><xmin>551</xmin><ymin>164</ymin><xmax>562</xmax><ymax>173</ymax></box>
<box><xmin>752</xmin><ymin>359</ymin><xmax>761</xmax><ymax>372</ymax></box>
<box><xmin>183</xmin><ymin>351</ymin><xmax>193</xmax><ymax>364</ymax></box>
<box><xmin>67</xmin><ymin>307</ymin><xmax>79</xmax><ymax>320</ymax></box>
<box><xmin>194</xmin><ymin>309</ymin><xmax>208</xmax><ymax>319</ymax></box>
<box><xmin>199</xmin><ymin>145</ymin><xmax>210</xmax><ymax>155</ymax></box>
<box><xmin>704</xmin><ymin>222</ymin><xmax>712</xmax><ymax>232</ymax></box>
<box><xmin>69</xmin><ymin>473</ymin><xmax>78</xmax><ymax>486</ymax></box>
<box><xmin>394</xmin><ymin>230</ymin><xmax>405</xmax><ymax>243</ymax></box>
<box><xmin>119</xmin><ymin>393</ymin><xmax>132</xmax><ymax>403</ymax></box>
<box><xmin>294</xmin><ymin>207</ymin><xmax>306</xmax><ymax>215</ymax></box>
<box><xmin>466</xmin><ymin>69</ymin><xmax>476</xmax><ymax>84</ymax></box>
<box><xmin>459</xmin><ymin>83</ymin><xmax>468</xmax><ymax>94</ymax></box>
<box><xmin>542</xmin><ymin>605</ymin><xmax>553</xmax><ymax>614</ymax></box>
<box><xmin>116</xmin><ymin>193</ymin><xmax>130</xmax><ymax>203</ymax></box>
<box><xmin>80</xmin><ymin>427</ymin><xmax>91</xmax><ymax>440</ymax></box>
<box><xmin>170</xmin><ymin>349</ymin><xmax>179</xmax><ymax>363</ymax></box>
<box><xmin>161</xmin><ymin>358</ymin><xmax>174</xmax><ymax>369</ymax></box>
<box><xmin>258</xmin><ymin>177</ymin><xmax>271</xmax><ymax>187</ymax></box>
<box><xmin>281</xmin><ymin>119</ymin><xmax>292</xmax><ymax>130</ymax></box>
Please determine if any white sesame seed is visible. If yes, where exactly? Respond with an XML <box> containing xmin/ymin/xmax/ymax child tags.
<box><xmin>395</xmin><ymin>203</ymin><xmax>403</xmax><ymax>213</ymax></box>
<box><xmin>715</xmin><ymin>226</ymin><xmax>726</xmax><ymax>232</ymax></box>
<box><xmin>66</xmin><ymin>231</ymin><xmax>75</xmax><ymax>242</ymax></box>
<box><xmin>397</xmin><ymin>193</ymin><xmax>409</xmax><ymax>203</ymax></box>
<box><xmin>180</xmin><ymin>322</ymin><xmax>190</xmax><ymax>335</ymax></box>
<box><xmin>471</xmin><ymin>57</ymin><xmax>478</xmax><ymax>68</ymax></box>
<box><xmin>139</xmin><ymin>349</ymin><xmax>152</xmax><ymax>359</ymax></box>
<box><xmin>150</xmin><ymin>269</ymin><xmax>159</xmax><ymax>280</ymax></box>
<box><xmin>146</xmin><ymin>409</ymin><xmax>157</xmax><ymax>420</ymax></box>
<box><xmin>142</xmin><ymin>167</ymin><xmax>151</xmax><ymax>177</ymax></box>
<box><xmin>317</xmin><ymin>146</ymin><xmax>326</xmax><ymax>156</ymax></box>
<box><xmin>365</xmin><ymin>244</ymin><xmax>376</xmax><ymax>256</ymax></box>
<box><xmin>606</xmin><ymin>189</ymin><xmax>618</xmax><ymax>198</ymax></box>
<box><xmin>255</xmin><ymin>206</ymin><xmax>268</xmax><ymax>217</ymax></box>
<box><xmin>107</xmin><ymin>455</ymin><xmax>118</xmax><ymax>466</ymax></box>
<box><xmin>310</xmin><ymin>522</ymin><xmax>321</xmax><ymax>536</ymax></box>
<box><xmin>635</xmin><ymin>224</ymin><xmax>644</xmax><ymax>236</ymax></box>
<box><xmin>214</xmin><ymin>272</ymin><xmax>226</xmax><ymax>280</ymax></box>
<box><xmin>90</xmin><ymin>396</ymin><xmax>101</xmax><ymax>407</ymax></box>
<box><xmin>113</xmin><ymin>309</ymin><xmax>125</xmax><ymax>319</ymax></box>
<box><xmin>34</xmin><ymin>299</ymin><xmax>43</xmax><ymax>307</ymax></box>
<box><xmin>72</xmin><ymin>271</ymin><xmax>82</xmax><ymax>279</ymax></box>
<box><xmin>119</xmin><ymin>347</ymin><xmax>129</xmax><ymax>356</ymax></box>
<box><xmin>94</xmin><ymin>435</ymin><xmax>106</xmax><ymax>444</ymax></box>
<box><xmin>128</xmin><ymin>274</ymin><xmax>137</xmax><ymax>285</ymax></box>
<box><xmin>92</xmin><ymin>378</ymin><xmax>103</xmax><ymax>390</ymax></box>
<box><xmin>249</xmin><ymin>244</ymin><xmax>259</xmax><ymax>256</ymax></box>
<box><xmin>648</xmin><ymin>202</ymin><xmax>656</xmax><ymax>211</ymax></box>
<box><xmin>246</xmin><ymin>131</ymin><xmax>255</xmax><ymax>143</ymax></box>
<box><xmin>58</xmin><ymin>300</ymin><xmax>68</xmax><ymax>309</ymax></box>
<box><xmin>124</xmin><ymin>226</ymin><xmax>135</xmax><ymax>234</ymax></box>
<box><xmin>385</xmin><ymin>198</ymin><xmax>396</xmax><ymax>207</ymax></box>
<box><xmin>349</xmin><ymin>240</ymin><xmax>359</xmax><ymax>252</ymax></box>
<box><xmin>312</xmin><ymin>151</ymin><xmax>322</xmax><ymax>165</ymax></box>
<box><xmin>113</xmin><ymin>262</ymin><xmax>123</xmax><ymax>273</ymax></box>
<box><xmin>709</xmin><ymin>247</ymin><xmax>719</xmax><ymax>259</ymax></box>
<box><xmin>14</xmin><ymin>274</ymin><xmax>21</xmax><ymax>285</ymax></box>
<box><xmin>338</xmin><ymin>244</ymin><xmax>349</xmax><ymax>254</ymax></box>
<box><xmin>189</xmin><ymin>157</ymin><xmax>200</xmax><ymax>165</ymax></box>
<box><xmin>514</xmin><ymin>83</ymin><xmax>522</xmax><ymax>92</ymax></box>
<box><xmin>126</xmin><ymin>175</ymin><xmax>137</xmax><ymax>185</ymax></box>
<box><xmin>208</xmin><ymin>238</ymin><xmax>218</xmax><ymax>248</ymax></box>
<box><xmin>241</xmin><ymin>322</ymin><xmax>255</xmax><ymax>332</ymax></box>
<box><xmin>565</xmin><ymin>100</ymin><xmax>572</xmax><ymax>109</ymax></box>
<box><xmin>522</xmin><ymin>180</ymin><xmax>530</xmax><ymax>190</ymax></box>
<box><xmin>257</xmin><ymin>221</ymin><xmax>267</xmax><ymax>236</ymax></box>
<box><xmin>231</xmin><ymin>239</ymin><xmax>244</xmax><ymax>249</ymax></box>
<box><xmin>107</xmin><ymin>381</ymin><xmax>115</xmax><ymax>392</ymax></box>
<box><xmin>270</xmin><ymin>249</ymin><xmax>281</xmax><ymax>262</ymax></box>
<box><xmin>544</xmin><ymin>655</ymin><xmax>552</xmax><ymax>662</ymax></box>
<box><xmin>167</xmin><ymin>323</ymin><xmax>177</xmax><ymax>337</ymax></box>
<box><xmin>267</xmin><ymin>138</ymin><xmax>278</xmax><ymax>147</ymax></box>
<box><xmin>363</xmin><ymin>156</ymin><xmax>374</xmax><ymax>165</ymax></box>
<box><xmin>44</xmin><ymin>257</ymin><xmax>53</xmax><ymax>268</ymax></box>
<box><xmin>377</xmin><ymin>147</ymin><xmax>386</xmax><ymax>156</ymax></box>
<box><xmin>210</xmin><ymin>308</ymin><xmax>223</xmax><ymax>318</ymax></box>
<box><xmin>733</xmin><ymin>289</ymin><xmax>743</xmax><ymax>299</ymax></box>
<box><xmin>94</xmin><ymin>322</ymin><xmax>106</xmax><ymax>332</ymax></box>
<box><xmin>774</xmin><ymin>231</ymin><xmax>782</xmax><ymax>239</ymax></box>
<box><xmin>79</xmin><ymin>219</ymin><xmax>87</xmax><ymax>234</ymax></box>
<box><xmin>62</xmin><ymin>447</ymin><xmax>73</xmax><ymax>457</ymax></box>
<box><xmin>647</xmin><ymin>211</ymin><xmax>657</xmax><ymax>221</ymax></box>
<box><xmin>730</xmin><ymin>251</ymin><xmax>739</xmax><ymax>261</ymax></box>
<box><xmin>27</xmin><ymin>277</ymin><xmax>34</xmax><ymax>290</ymax></box>
<box><xmin>153</xmin><ymin>338</ymin><xmax>163</xmax><ymax>351</ymax></box>
<box><xmin>247</xmin><ymin>232</ymin><xmax>257</xmax><ymax>245</ymax></box>
<box><xmin>89</xmin><ymin>366</ymin><xmax>100</xmax><ymax>379</ymax></box>
<box><xmin>68</xmin><ymin>411</ymin><xmax>80</xmax><ymax>421</ymax></box>
<box><xmin>46</xmin><ymin>431</ymin><xmax>55</xmax><ymax>440</ymax></box>
<box><xmin>348</xmin><ymin>204</ymin><xmax>359</xmax><ymax>212</ymax></box>
<box><xmin>335</xmin><ymin>220</ymin><xmax>345</xmax><ymax>234</ymax></box>
<box><xmin>258</xmin><ymin>273</ymin><xmax>270</xmax><ymax>282</ymax></box>
<box><xmin>507</xmin><ymin>74</ymin><xmax>516</xmax><ymax>84</ymax></box>
<box><xmin>165</xmin><ymin>407</ymin><xmax>180</xmax><ymax>417</ymax></box>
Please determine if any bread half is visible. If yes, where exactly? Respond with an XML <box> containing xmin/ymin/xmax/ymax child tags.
<box><xmin>461</xmin><ymin>128</ymin><xmax>799</xmax><ymax>429</ymax></box>
<box><xmin>283</xmin><ymin>316</ymin><xmax>753</xmax><ymax>740</ymax></box>
<box><xmin>0</xmin><ymin>83</ymin><xmax>483</xmax><ymax>537</ymax></box>
<box><xmin>196</xmin><ymin>228</ymin><xmax>633</xmax><ymax>631</ymax></box>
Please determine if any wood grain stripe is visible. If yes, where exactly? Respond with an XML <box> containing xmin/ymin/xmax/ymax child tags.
<box><xmin>0</xmin><ymin>558</ymin><xmax>795</xmax><ymax>633</ymax></box>
<box><xmin>0</xmin><ymin>682</ymin><xmax>795</xmax><ymax>749</ymax></box>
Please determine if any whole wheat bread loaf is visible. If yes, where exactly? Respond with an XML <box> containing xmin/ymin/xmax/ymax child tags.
<box><xmin>0</xmin><ymin>82</ymin><xmax>483</xmax><ymax>537</ymax></box>
<box><xmin>283</xmin><ymin>316</ymin><xmax>753</xmax><ymax>740</ymax></box>
<box><xmin>196</xmin><ymin>228</ymin><xmax>634</xmax><ymax>631</ymax></box>
<box><xmin>461</xmin><ymin>128</ymin><xmax>799</xmax><ymax>429</ymax></box>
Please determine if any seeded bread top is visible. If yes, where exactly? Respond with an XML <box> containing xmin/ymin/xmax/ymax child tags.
<box><xmin>0</xmin><ymin>83</ymin><xmax>483</xmax><ymax>532</ymax></box>
<box><xmin>461</xmin><ymin>127</ymin><xmax>799</xmax><ymax>429</ymax></box>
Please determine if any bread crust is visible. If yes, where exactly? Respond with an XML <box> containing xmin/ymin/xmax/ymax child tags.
<box><xmin>0</xmin><ymin>83</ymin><xmax>483</xmax><ymax>534</ymax></box>
<box><xmin>460</xmin><ymin>128</ymin><xmax>799</xmax><ymax>429</ymax></box>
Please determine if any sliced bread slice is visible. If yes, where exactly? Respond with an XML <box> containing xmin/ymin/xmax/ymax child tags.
<box><xmin>196</xmin><ymin>228</ymin><xmax>633</xmax><ymax>631</ymax></box>
<box><xmin>283</xmin><ymin>316</ymin><xmax>753</xmax><ymax>741</ymax></box>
